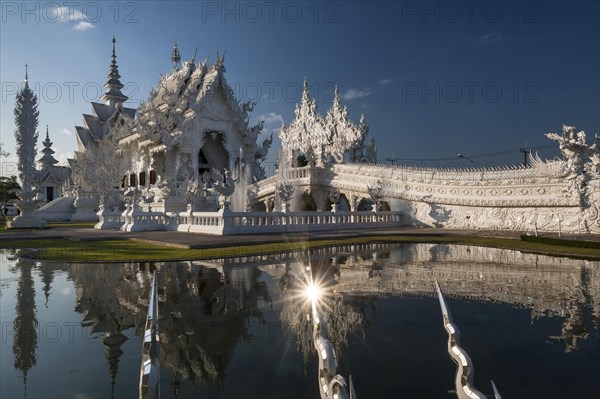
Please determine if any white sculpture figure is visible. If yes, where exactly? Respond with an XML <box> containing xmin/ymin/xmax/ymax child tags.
<box><xmin>350</xmin><ymin>113</ymin><xmax>369</xmax><ymax>163</ymax></box>
<box><xmin>8</xmin><ymin>66</ymin><xmax>46</xmax><ymax>229</ymax></box>
<box><xmin>184</xmin><ymin>178</ymin><xmax>200</xmax><ymax>210</ymax></box>
<box><xmin>588</xmin><ymin>134</ymin><xmax>600</xmax><ymax>179</ymax></box>
<box><xmin>329</xmin><ymin>189</ymin><xmax>340</xmax><ymax>212</ymax></box>
<box><xmin>546</xmin><ymin>125</ymin><xmax>588</xmax><ymax>178</ymax></box>
<box><xmin>367</xmin><ymin>180</ymin><xmax>383</xmax><ymax>212</ymax></box>
<box><xmin>365</xmin><ymin>136</ymin><xmax>378</xmax><ymax>163</ymax></box>
<box><xmin>212</xmin><ymin>169</ymin><xmax>235</xmax><ymax>210</ymax></box>
<box><xmin>277</xmin><ymin>182</ymin><xmax>295</xmax><ymax>212</ymax></box>
<box><xmin>546</xmin><ymin>125</ymin><xmax>593</xmax><ymax>207</ymax></box>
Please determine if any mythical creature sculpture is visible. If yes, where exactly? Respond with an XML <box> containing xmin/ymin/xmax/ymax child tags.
<box><xmin>212</xmin><ymin>169</ymin><xmax>235</xmax><ymax>210</ymax></box>
<box><xmin>546</xmin><ymin>125</ymin><xmax>588</xmax><ymax>178</ymax></box>
<box><xmin>588</xmin><ymin>134</ymin><xmax>600</xmax><ymax>179</ymax></box>
<box><xmin>367</xmin><ymin>180</ymin><xmax>383</xmax><ymax>202</ymax></box>
<box><xmin>329</xmin><ymin>188</ymin><xmax>340</xmax><ymax>204</ymax></box>
<box><xmin>184</xmin><ymin>178</ymin><xmax>200</xmax><ymax>204</ymax></box>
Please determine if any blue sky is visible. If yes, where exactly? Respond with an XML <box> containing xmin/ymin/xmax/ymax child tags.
<box><xmin>1</xmin><ymin>1</ymin><xmax>599</xmax><ymax>175</ymax></box>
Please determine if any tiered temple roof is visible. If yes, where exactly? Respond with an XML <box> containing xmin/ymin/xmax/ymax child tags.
<box><xmin>73</xmin><ymin>37</ymin><xmax>136</xmax><ymax>155</ymax></box>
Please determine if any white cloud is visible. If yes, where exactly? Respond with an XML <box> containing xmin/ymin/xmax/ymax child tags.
<box><xmin>258</xmin><ymin>112</ymin><xmax>284</xmax><ymax>125</ymax></box>
<box><xmin>254</xmin><ymin>113</ymin><xmax>284</xmax><ymax>137</ymax></box>
<box><xmin>73</xmin><ymin>21</ymin><xmax>95</xmax><ymax>31</ymax></box>
<box><xmin>60</xmin><ymin>128</ymin><xmax>72</xmax><ymax>136</ymax></box>
<box><xmin>379</xmin><ymin>79</ymin><xmax>394</xmax><ymax>85</ymax></box>
<box><xmin>52</xmin><ymin>6</ymin><xmax>85</xmax><ymax>22</ymax></box>
<box><xmin>341</xmin><ymin>88</ymin><xmax>373</xmax><ymax>101</ymax></box>
<box><xmin>50</xmin><ymin>6</ymin><xmax>95</xmax><ymax>31</ymax></box>
<box><xmin>480</xmin><ymin>32</ymin><xmax>503</xmax><ymax>47</ymax></box>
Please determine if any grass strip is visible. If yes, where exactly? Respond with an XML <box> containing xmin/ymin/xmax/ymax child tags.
<box><xmin>521</xmin><ymin>235</ymin><xmax>600</xmax><ymax>249</ymax></box>
<box><xmin>1</xmin><ymin>235</ymin><xmax>599</xmax><ymax>262</ymax></box>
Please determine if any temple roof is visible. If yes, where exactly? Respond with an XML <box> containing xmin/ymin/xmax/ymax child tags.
<box><xmin>73</xmin><ymin>39</ymin><xmax>137</xmax><ymax>154</ymax></box>
<box><xmin>35</xmin><ymin>165</ymin><xmax>70</xmax><ymax>185</ymax></box>
<box><xmin>38</xmin><ymin>126</ymin><xmax>59</xmax><ymax>167</ymax></box>
<box><xmin>131</xmin><ymin>52</ymin><xmax>253</xmax><ymax>146</ymax></box>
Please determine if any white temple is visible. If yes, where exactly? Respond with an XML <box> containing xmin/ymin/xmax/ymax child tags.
<box><xmin>34</xmin><ymin>126</ymin><xmax>70</xmax><ymax>203</ymax></box>
<box><xmin>12</xmin><ymin>38</ymin><xmax>599</xmax><ymax>234</ymax></box>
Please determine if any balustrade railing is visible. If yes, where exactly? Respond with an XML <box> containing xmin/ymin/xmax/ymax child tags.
<box><xmin>105</xmin><ymin>209</ymin><xmax>403</xmax><ymax>234</ymax></box>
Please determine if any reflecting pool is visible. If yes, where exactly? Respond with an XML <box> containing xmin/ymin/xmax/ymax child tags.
<box><xmin>1</xmin><ymin>243</ymin><xmax>599</xmax><ymax>398</ymax></box>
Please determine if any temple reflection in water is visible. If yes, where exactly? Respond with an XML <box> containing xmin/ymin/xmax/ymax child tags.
<box><xmin>1</xmin><ymin>243</ymin><xmax>598</xmax><ymax>398</ymax></box>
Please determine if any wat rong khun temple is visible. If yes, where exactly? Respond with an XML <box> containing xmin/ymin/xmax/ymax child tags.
<box><xmin>7</xmin><ymin>39</ymin><xmax>600</xmax><ymax>234</ymax></box>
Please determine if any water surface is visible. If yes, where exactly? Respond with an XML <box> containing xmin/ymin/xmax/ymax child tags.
<box><xmin>1</xmin><ymin>243</ymin><xmax>598</xmax><ymax>398</ymax></box>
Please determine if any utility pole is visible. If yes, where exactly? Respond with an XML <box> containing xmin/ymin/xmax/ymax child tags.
<box><xmin>519</xmin><ymin>148</ymin><xmax>529</xmax><ymax>167</ymax></box>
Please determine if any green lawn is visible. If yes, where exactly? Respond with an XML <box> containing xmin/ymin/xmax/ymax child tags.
<box><xmin>0</xmin><ymin>219</ymin><xmax>96</xmax><ymax>232</ymax></box>
<box><xmin>1</xmin><ymin>235</ymin><xmax>599</xmax><ymax>262</ymax></box>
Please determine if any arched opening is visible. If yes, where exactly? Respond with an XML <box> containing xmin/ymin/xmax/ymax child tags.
<box><xmin>139</xmin><ymin>171</ymin><xmax>146</xmax><ymax>186</ymax></box>
<box><xmin>199</xmin><ymin>130</ymin><xmax>229</xmax><ymax>178</ymax></box>
<box><xmin>357</xmin><ymin>198</ymin><xmax>373</xmax><ymax>211</ymax></box>
<box><xmin>301</xmin><ymin>192</ymin><xmax>318</xmax><ymax>211</ymax></box>
<box><xmin>379</xmin><ymin>201</ymin><xmax>391</xmax><ymax>211</ymax></box>
<box><xmin>338</xmin><ymin>194</ymin><xmax>351</xmax><ymax>211</ymax></box>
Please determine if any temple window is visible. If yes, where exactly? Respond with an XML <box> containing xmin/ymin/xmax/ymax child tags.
<box><xmin>130</xmin><ymin>173</ymin><xmax>137</xmax><ymax>186</ymax></box>
<box><xmin>149</xmin><ymin>170</ymin><xmax>157</xmax><ymax>185</ymax></box>
<box><xmin>139</xmin><ymin>171</ymin><xmax>146</xmax><ymax>186</ymax></box>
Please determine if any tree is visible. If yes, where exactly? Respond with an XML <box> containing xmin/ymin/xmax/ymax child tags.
<box><xmin>0</xmin><ymin>142</ymin><xmax>10</xmax><ymax>158</ymax></box>
<box><xmin>70</xmin><ymin>134</ymin><xmax>126</xmax><ymax>204</ymax></box>
<box><xmin>0</xmin><ymin>176</ymin><xmax>20</xmax><ymax>203</ymax></box>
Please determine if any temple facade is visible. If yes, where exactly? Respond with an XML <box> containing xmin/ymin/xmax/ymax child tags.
<box><xmin>16</xmin><ymin>38</ymin><xmax>598</xmax><ymax>234</ymax></box>
<box><xmin>68</xmin><ymin>39</ymin><xmax>272</xmax><ymax>230</ymax></box>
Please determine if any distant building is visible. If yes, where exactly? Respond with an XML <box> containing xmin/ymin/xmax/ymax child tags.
<box><xmin>34</xmin><ymin>126</ymin><xmax>70</xmax><ymax>203</ymax></box>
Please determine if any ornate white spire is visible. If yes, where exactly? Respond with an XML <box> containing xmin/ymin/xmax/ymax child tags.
<box><xmin>171</xmin><ymin>42</ymin><xmax>181</xmax><ymax>69</ymax></box>
<box><xmin>14</xmin><ymin>65</ymin><xmax>39</xmax><ymax>179</ymax></box>
<box><xmin>101</xmin><ymin>37</ymin><xmax>128</xmax><ymax>106</ymax></box>
<box><xmin>38</xmin><ymin>125</ymin><xmax>58</xmax><ymax>167</ymax></box>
